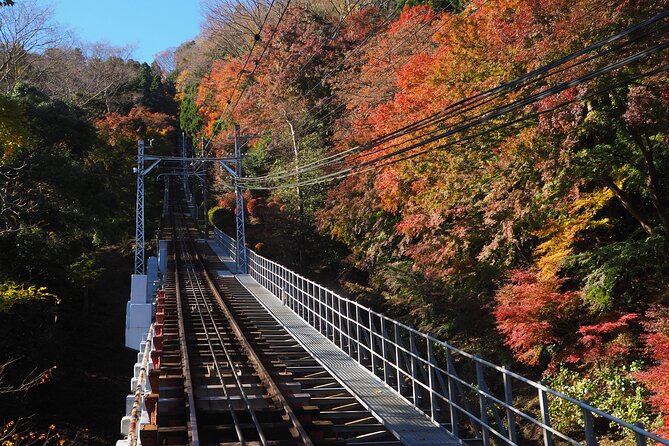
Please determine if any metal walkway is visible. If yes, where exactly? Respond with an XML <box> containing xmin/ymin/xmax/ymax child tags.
<box><xmin>206</xmin><ymin>240</ymin><xmax>461</xmax><ymax>446</ymax></box>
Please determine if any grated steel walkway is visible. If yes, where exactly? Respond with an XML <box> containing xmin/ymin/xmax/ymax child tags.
<box><xmin>206</xmin><ymin>240</ymin><xmax>462</xmax><ymax>446</ymax></box>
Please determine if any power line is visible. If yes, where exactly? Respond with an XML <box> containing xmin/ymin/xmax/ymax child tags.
<box><xmin>239</xmin><ymin>23</ymin><xmax>669</xmax><ymax>189</ymax></box>
<box><xmin>242</xmin><ymin>10</ymin><xmax>668</xmax><ymax>185</ymax></box>
<box><xmin>230</xmin><ymin>0</ymin><xmax>293</xmax><ymax>113</ymax></box>
<box><xmin>201</xmin><ymin>0</ymin><xmax>279</xmax><ymax>157</ymax></box>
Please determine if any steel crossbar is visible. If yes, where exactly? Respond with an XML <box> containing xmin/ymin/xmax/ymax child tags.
<box><xmin>214</xmin><ymin>227</ymin><xmax>669</xmax><ymax>446</ymax></box>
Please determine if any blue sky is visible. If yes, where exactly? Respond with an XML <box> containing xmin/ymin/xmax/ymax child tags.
<box><xmin>45</xmin><ymin>0</ymin><xmax>202</xmax><ymax>63</ymax></box>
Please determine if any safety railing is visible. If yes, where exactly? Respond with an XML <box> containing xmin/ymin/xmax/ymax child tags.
<box><xmin>214</xmin><ymin>227</ymin><xmax>668</xmax><ymax>446</ymax></box>
<box><xmin>214</xmin><ymin>226</ymin><xmax>236</xmax><ymax>260</ymax></box>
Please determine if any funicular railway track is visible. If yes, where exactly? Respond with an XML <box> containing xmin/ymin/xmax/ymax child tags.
<box><xmin>154</xmin><ymin>198</ymin><xmax>401</xmax><ymax>446</ymax></box>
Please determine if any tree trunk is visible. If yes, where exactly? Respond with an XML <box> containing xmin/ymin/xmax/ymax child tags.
<box><xmin>636</xmin><ymin>134</ymin><xmax>669</xmax><ymax>241</ymax></box>
<box><xmin>286</xmin><ymin>116</ymin><xmax>307</xmax><ymax>274</ymax></box>
<box><xmin>602</xmin><ymin>176</ymin><xmax>655</xmax><ymax>236</ymax></box>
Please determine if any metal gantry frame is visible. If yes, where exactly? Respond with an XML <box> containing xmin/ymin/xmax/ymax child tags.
<box><xmin>133</xmin><ymin>135</ymin><xmax>248</xmax><ymax>275</ymax></box>
<box><xmin>134</xmin><ymin>140</ymin><xmax>145</xmax><ymax>274</ymax></box>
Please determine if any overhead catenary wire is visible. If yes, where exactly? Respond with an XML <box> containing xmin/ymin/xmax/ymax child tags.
<box><xmin>246</xmin><ymin>0</ymin><xmax>655</xmax><ymax>182</ymax></box>
<box><xmin>243</xmin><ymin>61</ymin><xmax>669</xmax><ymax>191</ymax></box>
<box><xmin>237</xmin><ymin>10</ymin><xmax>669</xmax><ymax>186</ymax></box>
<box><xmin>201</xmin><ymin>0</ymin><xmax>279</xmax><ymax>157</ymax></box>
<box><xmin>288</xmin><ymin>0</ymin><xmax>480</xmax><ymax>140</ymax></box>
<box><xmin>229</xmin><ymin>0</ymin><xmax>293</xmax><ymax>113</ymax></box>
<box><xmin>238</xmin><ymin>29</ymin><xmax>669</xmax><ymax>189</ymax></box>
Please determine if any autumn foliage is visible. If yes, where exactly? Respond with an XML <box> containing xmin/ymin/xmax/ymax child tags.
<box><xmin>636</xmin><ymin>306</ymin><xmax>669</xmax><ymax>438</ymax></box>
<box><xmin>493</xmin><ymin>270</ymin><xmax>582</xmax><ymax>366</ymax></box>
<box><xmin>184</xmin><ymin>0</ymin><xmax>669</xmax><ymax>435</ymax></box>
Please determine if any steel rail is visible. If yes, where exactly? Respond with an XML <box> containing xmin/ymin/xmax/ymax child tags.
<box><xmin>171</xmin><ymin>213</ymin><xmax>201</xmax><ymax>446</ymax></box>
<box><xmin>186</xmin><ymin>233</ymin><xmax>315</xmax><ymax>446</ymax></box>
<box><xmin>174</xmin><ymin>207</ymin><xmax>268</xmax><ymax>445</ymax></box>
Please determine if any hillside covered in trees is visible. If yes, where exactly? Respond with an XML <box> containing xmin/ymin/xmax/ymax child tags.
<box><xmin>176</xmin><ymin>0</ymin><xmax>669</xmax><ymax>439</ymax></box>
<box><xmin>0</xmin><ymin>1</ymin><xmax>178</xmax><ymax>443</ymax></box>
<box><xmin>0</xmin><ymin>0</ymin><xmax>668</xmax><ymax>443</ymax></box>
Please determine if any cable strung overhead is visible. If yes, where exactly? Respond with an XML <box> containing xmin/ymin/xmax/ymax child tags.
<box><xmin>236</xmin><ymin>9</ymin><xmax>669</xmax><ymax>190</ymax></box>
<box><xmin>201</xmin><ymin>0</ymin><xmax>290</xmax><ymax>157</ymax></box>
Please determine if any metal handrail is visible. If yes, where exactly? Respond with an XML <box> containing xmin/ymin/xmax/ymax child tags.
<box><xmin>214</xmin><ymin>227</ymin><xmax>669</xmax><ymax>446</ymax></box>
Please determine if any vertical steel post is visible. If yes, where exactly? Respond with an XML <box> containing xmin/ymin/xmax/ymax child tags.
<box><xmin>337</xmin><ymin>295</ymin><xmax>343</xmax><ymax>348</ymax></box>
<box><xmin>134</xmin><ymin>140</ymin><xmax>145</xmax><ymax>275</ymax></box>
<box><xmin>234</xmin><ymin>125</ymin><xmax>247</xmax><ymax>274</ymax></box>
<box><xmin>381</xmin><ymin>318</ymin><xmax>390</xmax><ymax>385</ymax></box>
<box><xmin>583</xmin><ymin>403</ymin><xmax>598</xmax><ymax>446</ymax></box>
<box><xmin>476</xmin><ymin>362</ymin><xmax>491</xmax><ymax>446</ymax></box>
<box><xmin>356</xmin><ymin>304</ymin><xmax>362</xmax><ymax>363</ymax></box>
<box><xmin>162</xmin><ymin>176</ymin><xmax>169</xmax><ymax>218</ymax></box>
<box><xmin>410</xmin><ymin>331</ymin><xmax>419</xmax><ymax>406</ymax></box>
<box><xmin>395</xmin><ymin>324</ymin><xmax>403</xmax><ymax>395</ymax></box>
<box><xmin>369</xmin><ymin>312</ymin><xmax>377</xmax><ymax>375</ymax></box>
<box><xmin>634</xmin><ymin>423</ymin><xmax>647</xmax><ymax>446</ymax></box>
<box><xmin>427</xmin><ymin>338</ymin><xmax>437</xmax><ymax>421</ymax></box>
<box><xmin>446</xmin><ymin>349</ymin><xmax>459</xmax><ymax>438</ymax></box>
<box><xmin>502</xmin><ymin>367</ymin><xmax>518</xmax><ymax>444</ymax></box>
<box><xmin>539</xmin><ymin>387</ymin><xmax>555</xmax><ymax>446</ymax></box>
<box><xmin>181</xmin><ymin>132</ymin><xmax>188</xmax><ymax>196</ymax></box>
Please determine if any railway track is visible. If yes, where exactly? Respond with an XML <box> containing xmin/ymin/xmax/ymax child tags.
<box><xmin>151</xmin><ymin>199</ymin><xmax>401</xmax><ymax>446</ymax></box>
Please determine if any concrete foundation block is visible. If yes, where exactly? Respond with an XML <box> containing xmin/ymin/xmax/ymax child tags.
<box><xmin>125</xmin><ymin>394</ymin><xmax>135</xmax><ymax>415</ymax></box>
<box><xmin>130</xmin><ymin>274</ymin><xmax>148</xmax><ymax>304</ymax></box>
<box><xmin>121</xmin><ymin>415</ymin><xmax>131</xmax><ymax>436</ymax></box>
<box><xmin>127</xmin><ymin>303</ymin><xmax>152</xmax><ymax>328</ymax></box>
<box><xmin>125</xmin><ymin>326</ymin><xmax>148</xmax><ymax>351</ymax></box>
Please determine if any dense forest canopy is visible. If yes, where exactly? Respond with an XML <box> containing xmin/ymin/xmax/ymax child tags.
<box><xmin>181</xmin><ymin>0</ymin><xmax>669</xmax><ymax>439</ymax></box>
<box><xmin>0</xmin><ymin>1</ymin><xmax>177</xmax><ymax>443</ymax></box>
<box><xmin>0</xmin><ymin>0</ymin><xmax>668</xmax><ymax>443</ymax></box>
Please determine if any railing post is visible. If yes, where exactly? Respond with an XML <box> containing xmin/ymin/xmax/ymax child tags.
<box><xmin>356</xmin><ymin>305</ymin><xmax>362</xmax><ymax>363</ymax></box>
<box><xmin>476</xmin><ymin>362</ymin><xmax>490</xmax><ymax>446</ymax></box>
<box><xmin>381</xmin><ymin>318</ymin><xmax>390</xmax><ymax>385</ymax></box>
<box><xmin>427</xmin><ymin>337</ymin><xmax>437</xmax><ymax>421</ymax></box>
<box><xmin>582</xmin><ymin>402</ymin><xmax>598</xmax><ymax>446</ymax></box>
<box><xmin>395</xmin><ymin>323</ymin><xmax>403</xmax><ymax>395</ymax></box>
<box><xmin>300</xmin><ymin>277</ymin><xmax>305</xmax><ymax>319</ymax></box>
<box><xmin>336</xmin><ymin>295</ymin><xmax>343</xmax><ymax>348</ymax></box>
<box><xmin>502</xmin><ymin>367</ymin><xmax>518</xmax><ymax>444</ymax></box>
<box><xmin>446</xmin><ymin>348</ymin><xmax>459</xmax><ymax>438</ymax></box>
<box><xmin>345</xmin><ymin>300</ymin><xmax>352</xmax><ymax>355</ymax></box>
<box><xmin>410</xmin><ymin>331</ymin><xmax>419</xmax><ymax>406</ymax></box>
<box><xmin>369</xmin><ymin>312</ymin><xmax>377</xmax><ymax>375</ymax></box>
<box><xmin>634</xmin><ymin>423</ymin><xmax>647</xmax><ymax>446</ymax></box>
<box><xmin>538</xmin><ymin>387</ymin><xmax>555</xmax><ymax>446</ymax></box>
<box><xmin>306</xmin><ymin>281</ymin><xmax>312</xmax><ymax>325</ymax></box>
<box><xmin>314</xmin><ymin>287</ymin><xmax>320</xmax><ymax>337</ymax></box>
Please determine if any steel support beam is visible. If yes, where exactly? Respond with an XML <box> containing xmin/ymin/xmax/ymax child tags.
<box><xmin>234</xmin><ymin>125</ymin><xmax>248</xmax><ymax>274</ymax></box>
<box><xmin>134</xmin><ymin>140</ymin><xmax>145</xmax><ymax>274</ymax></box>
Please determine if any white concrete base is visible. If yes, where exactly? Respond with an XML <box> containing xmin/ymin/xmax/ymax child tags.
<box><xmin>120</xmin><ymin>415</ymin><xmax>131</xmax><ymax>436</ymax></box>
<box><xmin>126</xmin><ymin>302</ymin><xmax>152</xmax><ymax>328</ymax></box>
<box><xmin>125</xmin><ymin>326</ymin><xmax>148</xmax><ymax>351</ymax></box>
<box><xmin>130</xmin><ymin>275</ymin><xmax>148</xmax><ymax>304</ymax></box>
